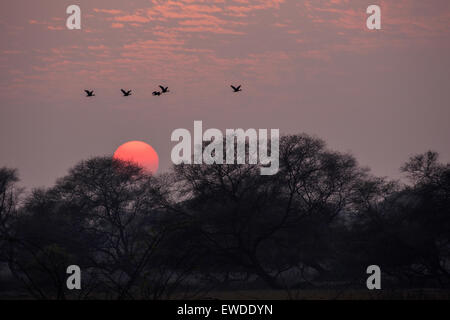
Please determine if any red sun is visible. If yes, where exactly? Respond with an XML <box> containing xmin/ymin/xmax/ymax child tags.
<box><xmin>113</xmin><ymin>141</ymin><xmax>159</xmax><ymax>174</ymax></box>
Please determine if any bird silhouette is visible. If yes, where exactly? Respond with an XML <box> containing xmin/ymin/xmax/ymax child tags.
<box><xmin>84</xmin><ymin>90</ymin><xmax>95</xmax><ymax>97</ymax></box>
<box><xmin>121</xmin><ymin>89</ymin><xmax>132</xmax><ymax>96</ymax></box>
<box><xmin>152</xmin><ymin>91</ymin><xmax>161</xmax><ymax>96</ymax></box>
<box><xmin>159</xmin><ymin>85</ymin><xmax>170</xmax><ymax>93</ymax></box>
<box><xmin>231</xmin><ymin>85</ymin><xmax>242</xmax><ymax>93</ymax></box>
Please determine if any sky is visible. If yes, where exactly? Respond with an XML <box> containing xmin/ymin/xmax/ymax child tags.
<box><xmin>0</xmin><ymin>0</ymin><xmax>449</xmax><ymax>188</ymax></box>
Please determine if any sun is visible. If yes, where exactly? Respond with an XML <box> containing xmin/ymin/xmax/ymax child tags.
<box><xmin>113</xmin><ymin>141</ymin><xmax>159</xmax><ymax>174</ymax></box>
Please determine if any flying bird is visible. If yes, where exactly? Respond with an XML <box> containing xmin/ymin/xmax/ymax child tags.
<box><xmin>84</xmin><ymin>90</ymin><xmax>95</xmax><ymax>97</ymax></box>
<box><xmin>152</xmin><ymin>91</ymin><xmax>161</xmax><ymax>96</ymax></box>
<box><xmin>159</xmin><ymin>86</ymin><xmax>170</xmax><ymax>93</ymax></box>
<box><xmin>231</xmin><ymin>85</ymin><xmax>242</xmax><ymax>93</ymax></box>
<box><xmin>121</xmin><ymin>89</ymin><xmax>132</xmax><ymax>96</ymax></box>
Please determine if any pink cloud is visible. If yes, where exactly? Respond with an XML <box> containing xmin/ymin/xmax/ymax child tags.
<box><xmin>93</xmin><ymin>9</ymin><xmax>124</xmax><ymax>15</ymax></box>
<box><xmin>47</xmin><ymin>26</ymin><xmax>64</xmax><ymax>31</ymax></box>
<box><xmin>114</xmin><ymin>15</ymin><xmax>151</xmax><ymax>23</ymax></box>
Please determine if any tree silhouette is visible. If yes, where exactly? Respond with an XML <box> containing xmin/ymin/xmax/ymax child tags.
<box><xmin>1</xmin><ymin>141</ymin><xmax>449</xmax><ymax>299</ymax></box>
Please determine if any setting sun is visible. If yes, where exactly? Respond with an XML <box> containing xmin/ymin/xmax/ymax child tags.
<box><xmin>113</xmin><ymin>141</ymin><xmax>159</xmax><ymax>174</ymax></box>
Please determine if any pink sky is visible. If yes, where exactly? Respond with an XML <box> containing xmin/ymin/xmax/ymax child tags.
<box><xmin>1</xmin><ymin>0</ymin><xmax>450</xmax><ymax>187</ymax></box>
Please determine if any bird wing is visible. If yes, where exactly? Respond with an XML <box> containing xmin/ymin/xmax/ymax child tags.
<box><xmin>236</xmin><ymin>85</ymin><xmax>241</xmax><ymax>90</ymax></box>
<box><xmin>159</xmin><ymin>85</ymin><xmax>165</xmax><ymax>91</ymax></box>
<box><xmin>127</xmin><ymin>90</ymin><xmax>132</xmax><ymax>94</ymax></box>
<box><xmin>231</xmin><ymin>85</ymin><xmax>237</xmax><ymax>91</ymax></box>
<box><xmin>85</xmin><ymin>90</ymin><xmax>90</xmax><ymax>95</ymax></box>
<box><xmin>121</xmin><ymin>89</ymin><xmax>127</xmax><ymax>94</ymax></box>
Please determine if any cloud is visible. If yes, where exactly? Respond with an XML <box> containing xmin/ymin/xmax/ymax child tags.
<box><xmin>114</xmin><ymin>15</ymin><xmax>151</xmax><ymax>23</ymax></box>
<box><xmin>93</xmin><ymin>9</ymin><xmax>124</xmax><ymax>15</ymax></box>
<box><xmin>111</xmin><ymin>23</ymin><xmax>124</xmax><ymax>28</ymax></box>
<box><xmin>3</xmin><ymin>0</ymin><xmax>450</xmax><ymax>101</ymax></box>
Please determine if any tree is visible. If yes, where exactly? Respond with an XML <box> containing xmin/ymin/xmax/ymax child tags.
<box><xmin>346</xmin><ymin>151</ymin><xmax>450</xmax><ymax>288</ymax></box>
<box><xmin>172</xmin><ymin>134</ymin><xmax>377</xmax><ymax>290</ymax></box>
<box><xmin>2</xmin><ymin>145</ymin><xmax>450</xmax><ymax>299</ymax></box>
<box><xmin>0</xmin><ymin>168</ymin><xmax>21</xmax><ymax>296</ymax></box>
<box><xmin>50</xmin><ymin>157</ymin><xmax>169</xmax><ymax>299</ymax></box>
<box><xmin>0</xmin><ymin>168</ymin><xmax>20</xmax><ymax>245</ymax></box>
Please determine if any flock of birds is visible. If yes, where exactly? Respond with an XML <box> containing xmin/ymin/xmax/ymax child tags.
<box><xmin>84</xmin><ymin>85</ymin><xmax>242</xmax><ymax>97</ymax></box>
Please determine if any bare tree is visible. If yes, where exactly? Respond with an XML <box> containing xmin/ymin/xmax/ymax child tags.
<box><xmin>172</xmin><ymin>134</ymin><xmax>375</xmax><ymax>291</ymax></box>
<box><xmin>0</xmin><ymin>168</ymin><xmax>20</xmax><ymax>243</ymax></box>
